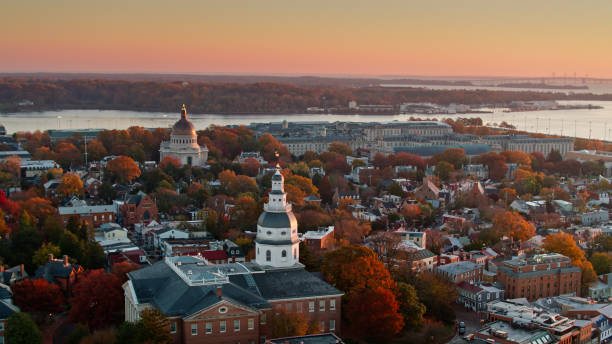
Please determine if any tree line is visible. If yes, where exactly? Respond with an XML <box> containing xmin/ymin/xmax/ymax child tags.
<box><xmin>3</xmin><ymin>78</ymin><xmax>612</xmax><ymax>113</ymax></box>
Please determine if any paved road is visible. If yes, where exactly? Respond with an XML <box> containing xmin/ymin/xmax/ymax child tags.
<box><xmin>447</xmin><ymin>304</ymin><xmax>484</xmax><ymax>344</ymax></box>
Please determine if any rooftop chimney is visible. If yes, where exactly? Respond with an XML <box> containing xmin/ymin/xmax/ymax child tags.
<box><xmin>216</xmin><ymin>286</ymin><xmax>222</xmax><ymax>298</ymax></box>
<box><xmin>63</xmin><ymin>255</ymin><xmax>69</xmax><ymax>266</ymax></box>
<box><xmin>48</xmin><ymin>253</ymin><xmax>54</xmax><ymax>262</ymax></box>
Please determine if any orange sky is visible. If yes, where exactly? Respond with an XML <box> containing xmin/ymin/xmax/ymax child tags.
<box><xmin>2</xmin><ymin>0</ymin><xmax>612</xmax><ymax>78</ymax></box>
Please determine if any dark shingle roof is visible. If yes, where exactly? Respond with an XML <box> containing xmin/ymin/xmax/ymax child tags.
<box><xmin>0</xmin><ymin>300</ymin><xmax>17</xmax><ymax>320</ymax></box>
<box><xmin>34</xmin><ymin>260</ymin><xmax>81</xmax><ymax>283</ymax></box>
<box><xmin>241</xmin><ymin>268</ymin><xmax>342</xmax><ymax>300</ymax></box>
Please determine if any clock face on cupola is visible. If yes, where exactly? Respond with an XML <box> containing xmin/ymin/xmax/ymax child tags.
<box><xmin>255</xmin><ymin>167</ymin><xmax>300</xmax><ymax>268</ymax></box>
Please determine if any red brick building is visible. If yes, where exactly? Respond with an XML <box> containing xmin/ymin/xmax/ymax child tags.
<box><xmin>497</xmin><ymin>253</ymin><xmax>582</xmax><ymax>301</ymax></box>
<box><xmin>302</xmin><ymin>226</ymin><xmax>335</xmax><ymax>254</ymax></box>
<box><xmin>58</xmin><ymin>204</ymin><xmax>116</xmax><ymax>229</ymax></box>
<box><xmin>120</xmin><ymin>192</ymin><xmax>158</xmax><ymax>226</ymax></box>
<box><xmin>125</xmin><ymin>256</ymin><xmax>342</xmax><ymax>344</ymax></box>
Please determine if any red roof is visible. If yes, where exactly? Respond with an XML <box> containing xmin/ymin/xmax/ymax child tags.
<box><xmin>457</xmin><ymin>281</ymin><xmax>483</xmax><ymax>294</ymax></box>
<box><xmin>189</xmin><ymin>249</ymin><xmax>227</xmax><ymax>261</ymax></box>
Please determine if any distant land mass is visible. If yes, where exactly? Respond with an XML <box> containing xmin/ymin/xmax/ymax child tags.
<box><xmin>1</xmin><ymin>75</ymin><xmax>611</xmax><ymax>114</ymax></box>
<box><xmin>490</xmin><ymin>82</ymin><xmax>589</xmax><ymax>90</ymax></box>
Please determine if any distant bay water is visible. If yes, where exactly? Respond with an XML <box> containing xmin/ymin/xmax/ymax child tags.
<box><xmin>1</xmin><ymin>100</ymin><xmax>612</xmax><ymax>141</ymax></box>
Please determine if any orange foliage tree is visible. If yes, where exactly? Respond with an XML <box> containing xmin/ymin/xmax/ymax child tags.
<box><xmin>106</xmin><ymin>156</ymin><xmax>141</xmax><ymax>184</ymax></box>
<box><xmin>492</xmin><ymin>211</ymin><xmax>535</xmax><ymax>242</ymax></box>
<box><xmin>543</xmin><ymin>232</ymin><xmax>597</xmax><ymax>288</ymax></box>
<box><xmin>56</xmin><ymin>173</ymin><xmax>84</xmax><ymax>198</ymax></box>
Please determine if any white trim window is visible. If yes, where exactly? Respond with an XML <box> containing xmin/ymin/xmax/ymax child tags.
<box><xmin>319</xmin><ymin>300</ymin><xmax>325</xmax><ymax>312</ymax></box>
<box><xmin>248</xmin><ymin>318</ymin><xmax>254</xmax><ymax>330</ymax></box>
<box><xmin>206</xmin><ymin>322</ymin><xmax>212</xmax><ymax>334</ymax></box>
<box><xmin>234</xmin><ymin>319</ymin><xmax>240</xmax><ymax>332</ymax></box>
<box><xmin>309</xmin><ymin>301</ymin><xmax>314</xmax><ymax>312</ymax></box>
<box><xmin>220</xmin><ymin>320</ymin><xmax>226</xmax><ymax>333</ymax></box>
<box><xmin>330</xmin><ymin>299</ymin><xmax>336</xmax><ymax>311</ymax></box>
<box><xmin>330</xmin><ymin>319</ymin><xmax>335</xmax><ymax>331</ymax></box>
<box><xmin>170</xmin><ymin>321</ymin><xmax>176</xmax><ymax>333</ymax></box>
<box><xmin>191</xmin><ymin>323</ymin><xmax>198</xmax><ymax>336</ymax></box>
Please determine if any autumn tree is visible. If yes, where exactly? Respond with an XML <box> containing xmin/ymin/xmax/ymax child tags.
<box><xmin>432</xmin><ymin>148</ymin><xmax>466</xmax><ymax>169</ymax></box>
<box><xmin>111</xmin><ymin>261</ymin><xmax>141</xmax><ymax>284</ymax></box>
<box><xmin>240</xmin><ymin>157</ymin><xmax>261</xmax><ymax>177</ymax></box>
<box><xmin>106</xmin><ymin>156</ymin><xmax>141</xmax><ymax>184</ymax></box>
<box><xmin>543</xmin><ymin>232</ymin><xmax>597</xmax><ymax>289</ymax></box>
<box><xmin>6</xmin><ymin>312</ymin><xmax>42</xmax><ymax>344</ymax></box>
<box><xmin>543</xmin><ymin>232</ymin><xmax>586</xmax><ymax>263</ymax></box>
<box><xmin>344</xmin><ymin>287</ymin><xmax>404</xmax><ymax>341</ymax></box>
<box><xmin>492</xmin><ymin>211</ymin><xmax>535</xmax><ymax>242</ymax></box>
<box><xmin>328</xmin><ymin>142</ymin><xmax>352</xmax><ymax>156</ymax></box>
<box><xmin>13</xmin><ymin>279</ymin><xmax>64</xmax><ymax>314</ymax></box>
<box><xmin>138</xmin><ymin>308</ymin><xmax>171</xmax><ymax>344</ymax></box>
<box><xmin>70</xmin><ymin>269</ymin><xmax>124</xmax><ymax>330</ymax></box>
<box><xmin>333</xmin><ymin>217</ymin><xmax>371</xmax><ymax>245</ymax></box>
<box><xmin>231</xmin><ymin>195</ymin><xmax>261</xmax><ymax>231</ymax></box>
<box><xmin>269</xmin><ymin>311</ymin><xmax>310</xmax><ymax>338</ymax></box>
<box><xmin>476</xmin><ymin>152</ymin><xmax>507</xmax><ymax>181</ymax></box>
<box><xmin>501</xmin><ymin>150</ymin><xmax>531</xmax><ymax>166</ymax></box>
<box><xmin>321</xmin><ymin>246</ymin><xmax>395</xmax><ymax>296</ymax></box>
<box><xmin>498</xmin><ymin>188</ymin><xmax>517</xmax><ymax>206</ymax></box>
<box><xmin>57</xmin><ymin>173</ymin><xmax>84</xmax><ymax>198</ymax></box>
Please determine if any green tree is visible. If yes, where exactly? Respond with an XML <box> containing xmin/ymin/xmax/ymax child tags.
<box><xmin>59</xmin><ymin>232</ymin><xmax>83</xmax><ymax>262</ymax></box>
<box><xmin>434</xmin><ymin>161</ymin><xmax>454</xmax><ymax>181</ymax></box>
<box><xmin>590</xmin><ymin>252</ymin><xmax>612</xmax><ymax>275</ymax></box>
<box><xmin>81</xmin><ymin>242</ymin><xmax>107</xmax><ymax>269</ymax></box>
<box><xmin>6</xmin><ymin>312</ymin><xmax>42</xmax><ymax>344</ymax></box>
<box><xmin>139</xmin><ymin>308</ymin><xmax>171</xmax><ymax>344</ymax></box>
<box><xmin>32</xmin><ymin>242</ymin><xmax>61</xmax><ymax>267</ymax></box>
<box><xmin>396</xmin><ymin>281</ymin><xmax>426</xmax><ymax>329</ymax></box>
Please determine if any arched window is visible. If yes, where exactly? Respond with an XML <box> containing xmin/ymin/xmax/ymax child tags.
<box><xmin>281</xmin><ymin>250</ymin><xmax>287</xmax><ymax>258</ymax></box>
<box><xmin>266</xmin><ymin>250</ymin><xmax>271</xmax><ymax>261</ymax></box>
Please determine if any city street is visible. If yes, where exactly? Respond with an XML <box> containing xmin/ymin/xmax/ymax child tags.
<box><xmin>447</xmin><ymin>304</ymin><xmax>484</xmax><ymax>344</ymax></box>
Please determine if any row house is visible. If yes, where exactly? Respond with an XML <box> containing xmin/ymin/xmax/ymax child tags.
<box><xmin>434</xmin><ymin>260</ymin><xmax>483</xmax><ymax>284</ymax></box>
<box><xmin>58</xmin><ymin>203</ymin><xmax>116</xmax><ymax>229</ymax></box>
<box><xmin>456</xmin><ymin>281</ymin><xmax>504</xmax><ymax>312</ymax></box>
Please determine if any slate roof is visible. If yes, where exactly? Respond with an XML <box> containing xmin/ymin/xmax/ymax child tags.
<box><xmin>268</xmin><ymin>333</ymin><xmax>344</xmax><ymax>344</ymax></box>
<box><xmin>34</xmin><ymin>260</ymin><xmax>82</xmax><ymax>283</ymax></box>
<box><xmin>0</xmin><ymin>300</ymin><xmax>17</xmax><ymax>320</ymax></box>
<box><xmin>230</xmin><ymin>267</ymin><xmax>342</xmax><ymax>301</ymax></box>
<box><xmin>129</xmin><ymin>259</ymin><xmax>343</xmax><ymax>319</ymax></box>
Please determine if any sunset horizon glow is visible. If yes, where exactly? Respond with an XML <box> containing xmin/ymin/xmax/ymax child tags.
<box><xmin>2</xmin><ymin>0</ymin><xmax>612</xmax><ymax>78</ymax></box>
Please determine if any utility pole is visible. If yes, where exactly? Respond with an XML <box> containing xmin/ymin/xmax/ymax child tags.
<box><xmin>84</xmin><ymin>135</ymin><xmax>88</xmax><ymax>167</ymax></box>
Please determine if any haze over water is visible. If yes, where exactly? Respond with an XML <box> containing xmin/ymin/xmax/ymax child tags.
<box><xmin>2</xmin><ymin>100</ymin><xmax>612</xmax><ymax>142</ymax></box>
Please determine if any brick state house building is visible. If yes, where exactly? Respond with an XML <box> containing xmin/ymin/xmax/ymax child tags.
<box><xmin>124</xmin><ymin>168</ymin><xmax>343</xmax><ymax>344</ymax></box>
<box><xmin>497</xmin><ymin>253</ymin><xmax>581</xmax><ymax>301</ymax></box>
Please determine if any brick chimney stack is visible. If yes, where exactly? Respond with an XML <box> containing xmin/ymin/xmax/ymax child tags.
<box><xmin>48</xmin><ymin>253</ymin><xmax>54</xmax><ymax>262</ymax></box>
<box><xmin>216</xmin><ymin>286</ymin><xmax>222</xmax><ymax>298</ymax></box>
<box><xmin>63</xmin><ymin>255</ymin><xmax>69</xmax><ymax>266</ymax></box>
